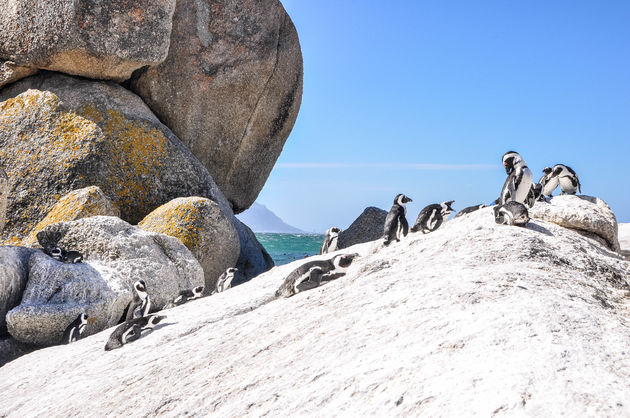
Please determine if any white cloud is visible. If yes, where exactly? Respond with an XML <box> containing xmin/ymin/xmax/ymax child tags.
<box><xmin>276</xmin><ymin>162</ymin><xmax>497</xmax><ymax>170</ymax></box>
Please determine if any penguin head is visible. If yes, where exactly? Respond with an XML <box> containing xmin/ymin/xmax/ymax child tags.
<box><xmin>50</xmin><ymin>247</ymin><xmax>64</xmax><ymax>260</ymax></box>
<box><xmin>79</xmin><ymin>313</ymin><xmax>89</xmax><ymax>324</ymax></box>
<box><xmin>335</xmin><ymin>253</ymin><xmax>359</xmax><ymax>268</ymax></box>
<box><xmin>192</xmin><ymin>286</ymin><xmax>204</xmax><ymax>296</ymax></box>
<box><xmin>440</xmin><ymin>200</ymin><xmax>455</xmax><ymax>216</ymax></box>
<box><xmin>542</xmin><ymin>166</ymin><xmax>552</xmax><ymax>175</ymax></box>
<box><xmin>147</xmin><ymin>315</ymin><xmax>166</xmax><ymax>327</ymax></box>
<box><xmin>134</xmin><ymin>280</ymin><xmax>147</xmax><ymax>293</ymax></box>
<box><xmin>327</xmin><ymin>227</ymin><xmax>341</xmax><ymax>236</ymax></box>
<box><xmin>502</xmin><ymin>151</ymin><xmax>523</xmax><ymax>174</ymax></box>
<box><xmin>551</xmin><ymin>164</ymin><xmax>565</xmax><ymax>177</ymax></box>
<box><xmin>394</xmin><ymin>194</ymin><xmax>412</xmax><ymax>206</ymax></box>
<box><xmin>226</xmin><ymin>267</ymin><xmax>238</xmax><ymax>275</ymax></box>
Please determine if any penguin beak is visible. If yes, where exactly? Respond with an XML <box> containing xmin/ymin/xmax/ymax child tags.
<box><xmin>87</xmin><ymin>317</ymin><xmax>97</xmax><ymax>325</ymax></box>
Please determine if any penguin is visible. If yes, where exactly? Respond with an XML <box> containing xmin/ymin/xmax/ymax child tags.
<box><xmin>539</xmin><ymin>166</ymin><xmax>558</xmax><ymax>198</ymax></box>
<box><xmin>165</xmin><ymin>286</ymin><xmax>205</xmax><ymax>308</ymax></box>
<box><xmin>411</xmin><ymin>200</ymin><xmax>455</xmax><ymax>233</ymax></box>
<box><xmin>320</xmin><ymin>227</ymin><xmax>341</xmax><ymax>254</ymax></box>
<box><xmin>104</xmin><ymin>315</ymin><xmax>166</xmax><ymax>351</ymax></box>
<box><xmin>499</xmin><ymin>151</ymin><xmax>533</xmax><ymax>207</ymax></box>
<box><xmin>454</xmin><ymin>204</ymin><xmax>487</xmax><ymax>218</ymax></box>
<box><xmin>275</xmin><ymin>253</ymin><xmax>359</xmax><ymax>298</ymax></box>
<box><xmin>61</xmin><ymin>313</ymin><xmax>92</xmax><ymax>344</ymax></box>
<box><xmin>48</xmin><ymin>247</ymin><xmax>65</xmax><ymax>262</ymax></box>
<box><xmin>382</xmin><ymin>194</ymin><xmax>412</xmax><ymax>246</ymax></box>
<box><xmin>64</xmin><ymin>250</ymin><xmax>83</xmax><ymax>263</ymax></box>
<box><xmin>493</xmin><ymin>201</ymin><xmax>530</xmax><ymax>227</ymax></box>
<box><xmin>550</xmin><ymin>164</ymin><xmax>581</xmax><ymax>195</ymax></box>
<box><xmin>43</xmin><ymin>246</ymin><xmax>83</xmax><ymax>263</ymax></box>
<box><xmin>212</xmin><ymin>267</ymin><xmax>238</xmax><ymax>295</ymax></box>
<box><xmin>125</xmin><ymin>280</ymin><xmax>151</xmax><ymax>321</ymax></box>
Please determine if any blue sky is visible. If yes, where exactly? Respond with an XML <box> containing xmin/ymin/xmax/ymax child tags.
<box><xmin>254</xmin><ymin>1</ymin><xmax>630</xmax><ymax>233</ymax></box>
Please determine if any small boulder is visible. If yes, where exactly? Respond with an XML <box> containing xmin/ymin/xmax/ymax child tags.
<box><xmin>22</xmin><ymin>186</ymin><xmax>119</xmax><ymax>247</ymax></box>
<box><xmin>233</xmin><ymin>219</ymin><xmax>274</xmax><ymax>285</ymax></box>
<box><xmin>131</xmin><ymin>0</ymin><xmax>303</xmax><ymax>212</ymax></box>
<box><xmin>0</xmin><ymin>167</ymin><xmax>7</xmax><ymax>236</ymax></box>
<box><xmin>0</xmin><ymin>0</ymin><xmax>176</xmax><ymax>81</ymax></box>
<box><xmin>0</xmin><ymin>246</ymin><xmax>36</xmax><ymax>335</ymax></box>
<box><xmin>139</xmin><ymin>197</ymin><xmax>240</xmax><ymax>291</ymax></box>
<box><xmin>337</xmin><ymin>207</ymin><xmax>388</xmax><ymax>249</ymax></box>
<box><xmin>529</xmin><ymin>195</ymin><xmax>620</xmax><ymax>251</ymax></box>
<box><xmin>6</xmin><ymin>216</ymin><xmax>204</xmax><ymax>346</ymax></box>
<box><xmin>0</xmin><ymin>73</ymin><xmax>230</xmax><ymax>243</ymax></box>
<box><xmin>0</xmin><ymin>59</ymin><xmax>36</xmax><ymax>89</ymax></box>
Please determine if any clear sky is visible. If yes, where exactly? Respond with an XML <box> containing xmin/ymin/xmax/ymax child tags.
<box><xmin>254</xmin><ymin>1</ymin><xmax>630</xmax><ymax>233</ymax></box>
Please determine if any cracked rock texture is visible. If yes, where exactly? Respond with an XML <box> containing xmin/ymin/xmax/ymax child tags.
<box><xmin>130</xmin><ymin>0</ymin><xmax>303</xmax><ymax>213</ymax></box>
<box><xmin>5</xmin><ymin>216</ymin><xmax>204</xmax><ymax>346</ymax></box>
<box><xmin>0</xmin><ymin>0</ymin><xmax>175</xmax><ymax>81</ymax></box>
<box><xmin>1</xmin><ymin>202</ymin><xmax>629</xmax><ymax>416</ymax></box>
<box><xmin>0</xmin><ymin>59</ymin><xmax>36</xmax><ymax>89</ymax></box>
<box><xmin>0</xmin><ymin>73</ymin><xmax>231</xmax><ymax>242</ymax></box>
<box><xmin>337</xmin><ymin>206</ymin><xmax>388</xmax><ymax>250</ymax></box>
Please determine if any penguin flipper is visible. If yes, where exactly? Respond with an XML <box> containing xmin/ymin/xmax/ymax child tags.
<box><xmin>400</xmin><ymin>216</ymin><xmax>409</xmax><ymax>237</ymax></box>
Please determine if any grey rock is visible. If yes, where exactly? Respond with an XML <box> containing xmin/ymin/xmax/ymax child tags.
<box><xmin>529</xmin><ymin>195</ymin><xmax>620</xmax><ymax>251</ymax></box>
<box><xmin>0</xmin><ymin>246</ymin><xmax>36</xmax><ymax>335</ymax></box>
<box><xmin>0</xmin><ymin>73</ymin><xmax>231</xmax><ymax>242</ymax></box>
<box><xmin>0</xmin><ymin>336</ymin><xmax>34</xmax><ymax>367</ymax></box>
<box><xmin>131</xmin><ymin>0</ymin><xmax>303</xmax><ymax>212</ymax></box>
<box><xmin>0</xmin><ymin>0</ymin><xmax>175</xmax><ymax>81</ymax></box>
<box><xmin>0</xmin><ymin>59</ymin><xmax>36</xmax><ymax>89</ymax></box>
<box><xmin>337</xmin><ymin>207</ymin><xmax>388</xmax><ymax>249</ymax></box>
<box><xmin>6</xmin><ymin>216</ymin><xmax>204</xmax><ymax>346</ymax></box>
<box><xmin>0</xmin><ymin>167</ymin><xmax>7</xmax><ymax>237</ymax></box>
<box><xmin>619</xmin><ymin>223</ymin><xmax>630</xmax><ymax>259</ymax></box>
<box><xmin>233</xmin><ymin>219</ymin><xmax>274</xmax><ymax>286</ymax></box>
<box><xmin>138</xmin><ymin>197</ymin><xmax>240</xmax><ymax>292</ymax></box>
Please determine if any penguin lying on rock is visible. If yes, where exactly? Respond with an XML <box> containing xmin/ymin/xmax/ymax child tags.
<box><xmin>454</xmin><ymin>204</ymin><xmax>487</xmax><ymax>218</ymax></box>
<box><xmin>164</xmin><ymin>286</ymin><xmax>204</xmax><ymax>309</ymax></box>
<box><xmin>104</xmin><ymin>315</ymin><xmax>166</xmax><ymax>351</ymax></box>
<box><xmin>411</xmin><ymin>201</ymin><xmax>455</xmax><ymax>233</ymax></box>
<box><xmin>493</xmin><ymin>201</ymin><xmax>530</xmax><ymax>227</ymax></box>
<box><xmin>276</xmin><ymin>253</ymin><xmax>360</xmax><ymax>298</ymax></box>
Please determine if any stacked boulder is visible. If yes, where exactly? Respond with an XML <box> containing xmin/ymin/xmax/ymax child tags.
<box><xmin>0</xmin><ymin>0</ymin><xmax>300</xmax><ymax>358</ymax></box>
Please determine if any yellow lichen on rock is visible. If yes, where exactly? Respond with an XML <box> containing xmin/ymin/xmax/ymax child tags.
<box><xmin>22</xmin><ymin>186</ymin><xmax>120</xmax><ymax>247</ymax></box>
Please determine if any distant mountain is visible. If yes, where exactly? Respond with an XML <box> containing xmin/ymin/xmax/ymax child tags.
<box><xmin>236</xmin><ymin>203</ymin><xmax>304</xmax><ymax>233</ymax></box>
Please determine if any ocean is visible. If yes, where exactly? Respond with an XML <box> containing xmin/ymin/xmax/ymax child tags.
<box><xmin>255</xmin><ymin>233</ymin><xmax>324</xmax><ymax>266</ymax></box>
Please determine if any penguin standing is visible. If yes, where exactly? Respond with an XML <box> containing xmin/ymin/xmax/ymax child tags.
<box><xmin>275</xmin><ymin>253</ymin><xmax>359</xmax><ymax>298</ymax></box>
<box><xmin>499</xmin><ymin>151</ymin><xmax>533</xmax><ymax>207</ymax></box>
<box><xmin>551</xmin><ymin>164</ymin><xmax>581</xmax><ymax>195</ymax></box>
<box><xmin>212</xmin><ymin>268</ymin><xmax>238</xmax><ymax>295</ymax></box>
<box><xmin>493</xmin><ymin>201</ymin><xmax>530</xmax><ymax>227</ymax></box>
<box><xmin>165</xmin><ymin>286</ymin><xmax>205</xmax><ymax>308</ymax></box>
<box><xmin>454</xmin><ymin>204</ymin><xmax>487</xmax><ymax>218</ymax></box>
<box><xmin>320</xmin><ymin>227</ymin><xmax>341</xmax><ymax>254</ymax></box>
<box><xmin>61</xmin><ymin>313</ymin><xmax>91</xmax><ymax>344</ymax></box>
<box><xmin>411</xmin><ymin>200</ymin><xmax>455</xmax><ymax>233</ymax></box>
<box><xmin>538</xmin><ymin>167</ymin><xmax>558</xmax><ymax>198</ymax></box>
<box><xmin>104</xmin><ymin>315</ymin><xmax>166</xmax><ymax>351</ymax></box>
<box><xmin>382</xmin><ymin>194</ymin><xmax>412</xmax><ymax>246</ymax></box>
<box><xmin>125</xmin><ymin>280</ymin><xmax>151</xmax><ymax>321</ymax></box>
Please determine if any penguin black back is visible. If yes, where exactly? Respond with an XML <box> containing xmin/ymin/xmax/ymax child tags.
<box><xmin>104</xmin><ymin>315</ymin><xmax>166</xmax><ymax>351</ymax></box>
<box><xmin>382</xmin><ymin>194</ymin><xmax>412</xmax><ymax>245</ymax></box>
<box><xmin>61</xmin><ymin>313</ymin><xmax>89</xmax><ymax>344</ymax></box>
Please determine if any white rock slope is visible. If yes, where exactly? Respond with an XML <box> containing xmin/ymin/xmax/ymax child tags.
<box><xmin>1</xmin><ymin>207</ymin><xmax>629</xmax><ymax>417</ymax></box>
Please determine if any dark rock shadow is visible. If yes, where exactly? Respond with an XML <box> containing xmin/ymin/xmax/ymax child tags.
<box><xmin>526</xmin><ymin>222</ymin><xmax>554</xmax><ymax>236</ymax></box>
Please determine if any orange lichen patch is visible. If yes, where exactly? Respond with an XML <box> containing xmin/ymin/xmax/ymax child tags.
<box><xmin>139</xmin><ymin>197</ymin><xmax>217</xmax><ymax>250</ymax></box>
<box><xmin>21</xmin><ymin>186</ymin><xmax>120</xmax><ymax>247</ymax></box>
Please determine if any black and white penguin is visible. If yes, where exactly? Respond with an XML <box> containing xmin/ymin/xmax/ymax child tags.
<box><xmin>551</xmin><ymin>164</ymin><xmax>581</xmax><ymax>195</ymax></box>
<box><xmin>320</xmin><ymin>227</ymin><xmax>341</xmax><ymax>254</ymax></box>
<box><xmin>493</xmin><ymin>201</ymin><xmax>530</xmax><ymax>227</ymax></box>
<box><xmin>382</xmin><ymin>194</ymin><xmax>412</xmax><ymax>245</ymax></box>
<box><xmin>212</xmin><ymin>267</ymin><xmax>238</xmax><ymax>295</ymax></box>
<box><xmin>165</xmin><ymin>286</ymin><xmax>205</xmax><ymax>308</ymax></box>
<box><xmin>125</xmin><ymin>279</ymin><xmax>151</xmax><ymax>321</ymax></box>
<box><xmin>275</xmin><ymin>253</ymin><xmax>359</xmax><ymax>298</ymax></box>
<box><xmin>411</xmin><ymin>200</ymin><xmax>455</xmax><ymax>233</ymax></box>
<box><xmin>44</xmin><ymin>246</ymin><xmax>83</xmax><ymax>263</ymax></box>
<box><xmin>499</xmin><ymin>151</ymin><xmax>534</xmax><ymax>207</ymax></box>
<box><xmin>64</xmin><ymin>250</ymin><xmax>83</xmax><ymax>263</ymax></box>
<box><xmin>61</xmin><ymin>313</ymin><xmax>91</xmax><ymax>344</ymax></box>
<box><xmin>539</xmin><ymin>166</ymin><xmax>558</xmax><ymax>198</ymax></box>
<box><xmin>104</xmin><ymin>315</ymin><xmax>166</xmax><ymax>351</ymax></box>
<box><xmin>454</xmin><ymin>204</ymin><xmax>487</xmax><ymax>218</ymax></box>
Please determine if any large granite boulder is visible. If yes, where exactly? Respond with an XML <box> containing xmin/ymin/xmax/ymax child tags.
<box><xmin>0</xmin><ymin>336</ymin><xmax>33</xmax><ymax>368</ymax></box>
<box><xmin>0</xmin><ymin>59</ymin><xmax>36</xmax><ymax>89</ymax></box>
<box><xmin>131</xmin><ymin>0</ymin><xmax>303</xmax><ymax>213</ymax></box>
<box><xmin>529</xmin><ymin>195</ymin><xmax>620</xmax><ymax>252</ymax></box>
<box><xmin>0</xmin><ymin>0</ymin><xmax>175</xmax><ymax>81</ymax></box>
<box><xmin>22</xmin><ymin>186</ymin><xmax>119</xmax><ymax>247</ymax></box>
<box><xmin>0</xmin><ymin>167</ymin><xmax>7</xmax><ymax>236</ymax></box>
<box><xmin>6</xmin><ymin>216</ymin><xmax>204</xmax><ymax>346</ymax></box>
<box><xmin>0</xmin><ymin>246</ymin><xmax>36</xmax><ymax>335</ymax></box>
<box><xmin>233</xmin><ymin>219</ymin><xmax>274</xmax><ymax>285</ymax></box>
<box><xmin>0</xmin><ymin>73</ymin><xmax>231</xmax><ymax>243</ymax></box>
<box><xmin>337</xmin><ymin>207</ymin><xmax>388</xmax><ymax>249</ymax></box>
<box><xmin>139</xmin><ymin>197</ymin><xmax>240</xmax><ymax>291</ymax></box>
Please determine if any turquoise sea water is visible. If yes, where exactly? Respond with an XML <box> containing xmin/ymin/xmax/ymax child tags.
<box><xmin>255</xmin><ymin>233</ymin><xmax>324</xmax><ymax>266</ymax></box>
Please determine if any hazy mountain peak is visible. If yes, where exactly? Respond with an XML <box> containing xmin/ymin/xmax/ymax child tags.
<box><xmin>236</xmin><ymin>203</ymin><xmax>304</xmax><ymax>233</ymax></box>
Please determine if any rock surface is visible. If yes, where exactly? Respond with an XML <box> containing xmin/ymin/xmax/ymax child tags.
<box><xmin>0</xmin><ymin>337</ymin><xmax>33</xmax><ymax>368</ymax></box>
<box><xmin>0</xmin><ymin>246</ymin><xmax>35</xmax><ymax>335</ymax></box>
<box><xmin>619</xmin><ymin>223</ymin><xmax>630</xmax><ymax>258</ymax></box>
<box><xmin>6</xmin><ymin>216</ymin><xmax>204</xmax><ymax>346</ymax></box>
<box><xmin>233</xmin><ymin>219</ymin><xmax>274</xmax><ymax>285</ymax></box>
<box><xmin>0</xmin><ymin>0</ymin><xmax>175</xmax><ymax>81</ymax></box>
<box><xmin>0</xmin><ymin>59</ymin><xmax>36</xmax><ymax>89</ymax></box>
<box><xmin>0</xmin><ymin>167</ymin><xmax>7</xmax><ymax>236</ymax></box>
<box><xmin>1</xmin><ymin>206</ymin><xmax>629</xmax><ymax>416</ymax></box>
<box><xmin>131</xmin><ymin>0</ymin><xmax>303</xmax><ymax>212</ymax></box>
<box><xmin>529</xmin><ymin>195</ymin><xmax>620</xmax><ymax>251</ymax></box>
<box><xmin>22</xmin><ymin>186</ymin><xmax>119</xmax><ymax>247</ymax></box>
<box><xmin>139</xmin><ymin>197</ymin><xmax>240</xmax><ymax>291</ymax></box>
<box><xmin>337</xmin><ymin>206</ymin><xmax>388</xmax><ymax>250</ymax></box>
<box><xmin>0</xmin><ymin>73</ymin><xmax>231</xmax><ymax>242</ymax></box>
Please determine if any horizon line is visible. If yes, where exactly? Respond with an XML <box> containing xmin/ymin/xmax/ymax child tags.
<box><xmin>276</xmin><ymin>162</ymin><xmax>498</xmax><ymax>170</ymax></box>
